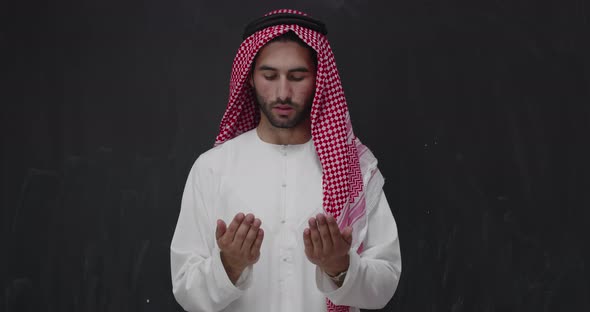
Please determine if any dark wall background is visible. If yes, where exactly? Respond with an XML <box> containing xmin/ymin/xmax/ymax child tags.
<box><xmin>2</xmin><ymin>0</ymin><xmax>589</xmax><ymax>311</ymax></box>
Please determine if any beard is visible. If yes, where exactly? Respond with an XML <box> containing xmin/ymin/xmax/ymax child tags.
<box><xmin>255</xmin><ymin>92</ymin><xmax>313</xmax><ymax>129</ymax></box>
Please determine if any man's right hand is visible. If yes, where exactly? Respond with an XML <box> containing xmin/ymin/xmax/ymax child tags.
<box><xmin>216</xmin><ymin>212</ymin><xmax>264</xmax><ymax>284</ymax></box>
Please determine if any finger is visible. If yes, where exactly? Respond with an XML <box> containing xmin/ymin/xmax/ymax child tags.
<box><xmin>250</xmin><ymin>228</ymin><xmax>264</xmax><ymax>260</ymax></box>
<box><xmin>226</xmin><ymin>212</ymin><xmax>245</xmax><ymax>241</ymax></box>
<box><xmin>316</xmin><ymin>214</ymin><xmax>333</xmax><ymax>253</ymax></box>
<box><xmin>325</xmin><ymin>214</ymin><xmax>341</xmax><ymax>242</ymax></box>
<box><xmin>308</xmin><ymin>217</ymin><xmax>323</xmax><ymax>256</ymax></box>
<box><xmin>342</xmin><ymin>226</ymin><xmax>353</xmax><ymax>246</ymax></box>
<box><xmin>216</xmin><ymin>219</ymin><xmax>227</xmax><ymax>240</ymax></box>
<box><xmin>303</xmin><ymin>228</ymin><xmax>313</xmax><ymax>257</ymax></box>
<box><xmin>241</xmin><ymin>218</ymin><xmax>261</xmax><ymax>252</ymax></box>
<box><xmin>233</xmin><ymin>213</ymin><xmax>254</xmax><ymax>247</ymax></box>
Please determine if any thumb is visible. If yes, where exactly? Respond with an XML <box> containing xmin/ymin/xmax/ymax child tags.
<box><xmin>342</xmin><ymin>226</ymin><xmax>353</xmax><ymax>245</ymax></box>
<box><xmin>216</xmin><ymin>219</ymin><xmax>227</xmax><ymax>240</ymax></box>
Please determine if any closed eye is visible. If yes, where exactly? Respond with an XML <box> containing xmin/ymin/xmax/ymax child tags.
<box><xmin>289</xmin><ymin>76</ymin><xmax>305</xmax><ymax>81</ymax></box>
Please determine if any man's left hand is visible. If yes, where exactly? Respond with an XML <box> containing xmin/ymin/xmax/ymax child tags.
<box><xmin>303</xmin><ymin>213</ymin><xmax>352</xmax><ymax>276</ymax></box>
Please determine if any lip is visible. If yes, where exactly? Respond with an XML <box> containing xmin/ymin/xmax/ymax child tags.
<box><xmin>273</xmin><ymin>105</ymin><xmax>293</xmax><ymax>113</ymax></box>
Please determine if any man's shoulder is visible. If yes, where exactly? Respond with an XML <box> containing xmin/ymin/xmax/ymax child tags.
<box><xmin>194</xmin><ymin>129</ymin><xmax>255</xmax><ymax>170</ymax></box>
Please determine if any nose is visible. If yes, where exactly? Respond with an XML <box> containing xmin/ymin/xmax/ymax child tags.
<box><xmin>276</xmin><ymin>76</ymin><xmax>292</xmax><ymax>102</ymax></box>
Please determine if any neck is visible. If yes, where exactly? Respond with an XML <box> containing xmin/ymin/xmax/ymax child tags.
<box><xmin>256</xmin><ymin>117</ymin><xmax>311</xmax><ymax>145</ymax></box>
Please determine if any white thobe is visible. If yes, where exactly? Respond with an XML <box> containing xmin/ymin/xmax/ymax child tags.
<box><xmin>170</xmin><ymin>129</ymin><xmax>401</xmax><ymax>312</ymax></box>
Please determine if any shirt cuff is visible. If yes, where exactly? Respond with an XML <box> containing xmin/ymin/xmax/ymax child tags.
<box><xmin>315</xmin><ymin>249</ymin><xmax>360</xmax><ymax>300</ymax></box>
<box><xmin>212</xmin><ymin>246</ymin><xmax>253</xmax><ymax>293</ymax></box>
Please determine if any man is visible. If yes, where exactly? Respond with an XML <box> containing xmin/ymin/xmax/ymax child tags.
<box><xmin>170</xmin><ymin>9</ymin><xmax>401</xmax><ymax>312</ymax></box>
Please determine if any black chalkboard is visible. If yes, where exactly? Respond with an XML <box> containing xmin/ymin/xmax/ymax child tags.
<box><xmin>2</xmin><ymin>0</ymin><xmax>589</xmax><ymax>311</ymax></box>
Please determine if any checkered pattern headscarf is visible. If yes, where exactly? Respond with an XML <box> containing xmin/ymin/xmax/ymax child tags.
<box><xmin>215</xmin><ymin>9</ymin><xmax>376</xmax><ymax>311</ymax></box>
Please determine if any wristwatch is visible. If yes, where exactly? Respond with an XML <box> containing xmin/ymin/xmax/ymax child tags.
<box><xmin>327</xmin><ymin>270</ymin><xmax>347</xmax><ymax>283</ymax></box>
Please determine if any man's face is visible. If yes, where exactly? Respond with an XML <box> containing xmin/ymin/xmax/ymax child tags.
<box><xmin>250</xmin><ymin>40</ymin><xmax>316</xmax><ymax>129</ymax></box>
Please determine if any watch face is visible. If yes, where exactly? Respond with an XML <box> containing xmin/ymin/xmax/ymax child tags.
<box><xmin>330</xmin><ymin>271</ymin><xmax>347</xmax><ymax>282</ymax></box>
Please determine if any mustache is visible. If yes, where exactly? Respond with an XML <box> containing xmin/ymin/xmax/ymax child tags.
<box><xmin>271</xmin><ymin>99</ymin><xmax>294</xmax><ymax>107</ymax></box>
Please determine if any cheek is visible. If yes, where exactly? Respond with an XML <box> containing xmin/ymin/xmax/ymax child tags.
<box><xmin>254</xmin><ymin>83</ymin><xmax>269</xmax><ymax>101</ymax></box>
<box><xmin>253</xmin><ymin>80</ymin><xmax>273</xmax><ymax>97</ymax></box>
<box><xmin>295</xmin><ymin>82</ymin><xmax>315</xmax><ymax>100</ymax></box>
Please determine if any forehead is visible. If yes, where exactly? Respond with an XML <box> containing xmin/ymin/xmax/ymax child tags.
<box><xmin>254</xmin><ymin>40</ymin><xmax>315</xmax><ymax>69</ymax></box>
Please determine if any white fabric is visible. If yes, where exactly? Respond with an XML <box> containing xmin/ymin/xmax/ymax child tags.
<box><xmin>170</xmin><ymin>129</ymin><xmax>401</xmax><ymax>312</ymax></box>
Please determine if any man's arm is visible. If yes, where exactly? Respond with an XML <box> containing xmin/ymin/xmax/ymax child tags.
<box><xmin>316</xmin><ymin>190</ymin><xmax>401</xmax><ymax>309</ymax></box>
<box><xmin>170</xmin><ymin>159</ymin><xmax>263</xmax><ymax>311</ymax></box>
<box><xmin>307</xmin><ymin>169</ymin><xmax>402</xmax><ymax>309</ymax></box>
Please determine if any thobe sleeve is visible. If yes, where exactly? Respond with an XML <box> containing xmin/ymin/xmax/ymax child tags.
<box><xmin>315</xmin><ymin>170</ymin><xmax>402</xmax><ymax>309</ymax></box>
<box><xmin>170</xmin><ymin>157</ymin><xmax>253</xmax><ymax>311</ymax></box>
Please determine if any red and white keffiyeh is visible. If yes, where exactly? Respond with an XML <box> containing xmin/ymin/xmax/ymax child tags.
<box><xmin>214</xmin><ymin>9</ymin><xmax>378</xmax><ymax>312</ymax></box>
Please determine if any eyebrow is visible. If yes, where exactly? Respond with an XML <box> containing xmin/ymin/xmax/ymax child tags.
<box><xmin>258</xmin><ymin>65</ymin><xmax>311</xmax><ymax>73</ymax></box>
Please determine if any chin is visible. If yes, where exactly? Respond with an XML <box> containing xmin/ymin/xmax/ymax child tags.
<box><xmin>270</xmin><ymin>121</ymin><xmax>297</xmax><ymax>129</ymax></box>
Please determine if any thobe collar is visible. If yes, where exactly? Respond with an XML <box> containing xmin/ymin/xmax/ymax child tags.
<box><xmin>251</xmin><ymin>129</ymin><xmax>314</xmax><ymax>157</ymax></box>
